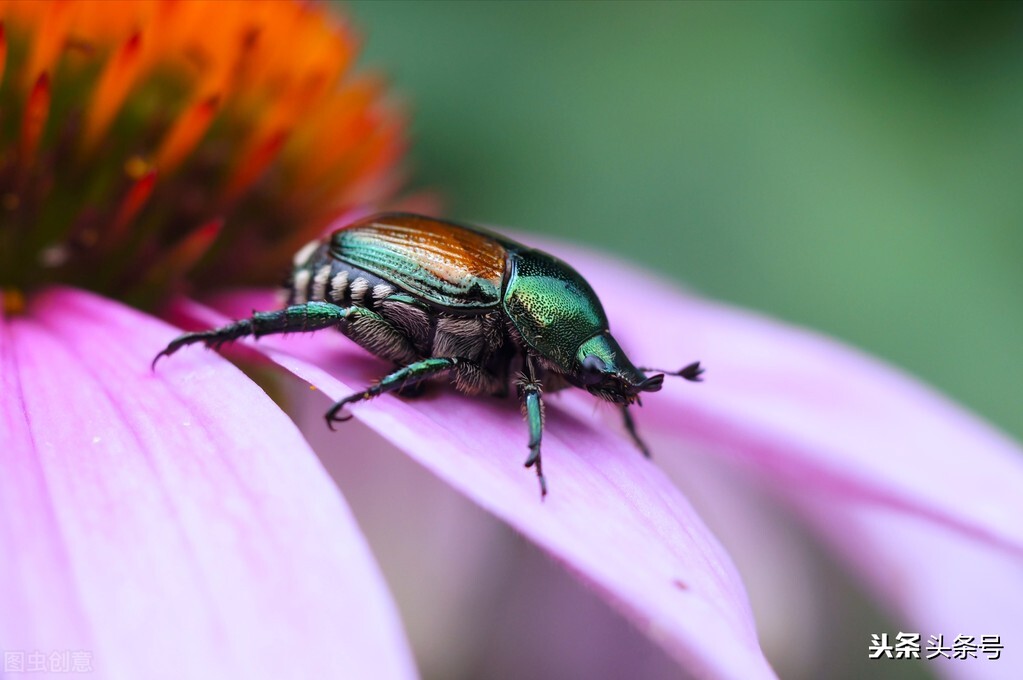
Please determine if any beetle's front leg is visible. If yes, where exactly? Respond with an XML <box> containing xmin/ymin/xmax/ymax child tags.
<box><xmin>517</xmin><ymin>375</ymin><xmax>547</xmax><ymax>498</ymax></box>
<box><xmin>153</xmin><ymin>302</ymin><xmax>347</xmax><ymax>368</ymax></box>
<box><xmin>325</xmin><ymin>357</ymin><xmax>462</xmax><ymax>429</ymax></box>
<box><xmin>621</xmin><ymin>405</ymin><xmax>652</xmax><ymax>458</ymax></box>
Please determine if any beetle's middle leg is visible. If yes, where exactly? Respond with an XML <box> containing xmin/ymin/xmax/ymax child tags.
<box><xmin>325</xmin><ymin>357</ymin><xmax>468</xmax><ymax>428</ymax></box>
<box><xmin>153</xmin><ymin>301</ymin><xmax>348</xmax><ymax>368</ymax></box>
<box><xmin>517</xmin><ymin>374</ymin><xmax>547</xmax><ymax>498</ymax></box>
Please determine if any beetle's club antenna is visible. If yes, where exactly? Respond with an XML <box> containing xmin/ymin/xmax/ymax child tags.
<box><xmin>638</xmin><ymin>360</ymin><xmax>705</xmax><ymax>382</ymax></box>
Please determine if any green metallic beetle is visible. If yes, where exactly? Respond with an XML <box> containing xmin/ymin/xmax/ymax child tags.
<box><xmin>155</xmin><ymin>213</ymin><xmax>703</xmax><ymax>496</ymax></box>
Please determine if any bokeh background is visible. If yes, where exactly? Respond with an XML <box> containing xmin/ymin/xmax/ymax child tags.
<box><xmin>348</xmin><ymin>0</ymin><xmax>1021</xmax><ymax>445</ymax></box>
<box><xmin>325</xmin><ymin>2</ymin><xmax>1022</xmax><ymax>679</ymax></box>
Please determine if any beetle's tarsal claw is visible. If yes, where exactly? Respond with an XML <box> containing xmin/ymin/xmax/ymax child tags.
<box><xmin>151</xmin><ymin>336</ymin><xmax>192</xmax><ymax>370</ymax></box>
<box><xmin>151</xmin><ymin>350</ymin><xmax>168</xmax><ymax>372</ymax></box>
<box><xmin>526</xmin><ymin>453</ymin><xmax>546</xmax><ymax>496</ymax></box>
<box><xmin>324</xmin><ymin>399</ymin><xmax>357</xmax><ymax>430</ymax></box>
<box><xmin>680</xmin><ymin>361</ymin><xmax>704</xmax><ymax>382</ymax></box>
<box><xmin>324</xmin><ymin>412</ymin><xmax>353</xmax><ymax>431</ymax></box>
<box><xmin>522</xmin><ymin>444</ymin><xmax>546</xmax><ymax>498</ymax></box>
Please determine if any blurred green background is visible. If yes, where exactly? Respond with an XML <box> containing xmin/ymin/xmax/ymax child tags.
<box><xmin>345</xmin><ymin>1</ymin><xmax>1022</xmax><ymax>442</ymax></box>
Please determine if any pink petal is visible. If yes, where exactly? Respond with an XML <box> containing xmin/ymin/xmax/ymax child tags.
<box><xmin>802</xmin><ymin>499</ymin><xmax>1023</xmax><ymax>680</ymax></box>
<box><xmin>172</xmin><ymin>293</ymin><xmax>777</xmax><ymax>680</ymax></box>
<box><xmin>542</xmin><ymin>243</ymin><xmax>1023</xmax><ymax>677</ymax></box>
<box><xmin>289</xmin><ymin>390</ymin><xmax>704</xmax><ymax>679</ymax></box>
<box><xmin>0</xmin><ymin>288</ymin><xmax>415</xmax><ymax>679</ymax></box>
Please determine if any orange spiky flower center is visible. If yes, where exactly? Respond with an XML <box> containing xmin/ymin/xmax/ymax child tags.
<box><xmin>0</xmin><ymin>0</ymin><xmax>406</xmax><ymax>310</ymax></box>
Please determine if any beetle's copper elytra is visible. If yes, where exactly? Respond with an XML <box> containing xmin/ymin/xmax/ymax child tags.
<box><xmin>154</xmin><ymin>213</ymin><xmax>704</xmax><ymax>497</ymax></box>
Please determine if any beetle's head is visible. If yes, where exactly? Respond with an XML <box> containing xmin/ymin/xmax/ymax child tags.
<box><xmin>573</xmin><ymin>333</ymin><xmax>662</xmax><ymax>405</ymax></box>
<box><xmin>501</xmin><ymin>249</ymin><xmax>662</xmax><ymax>402</ymax></box>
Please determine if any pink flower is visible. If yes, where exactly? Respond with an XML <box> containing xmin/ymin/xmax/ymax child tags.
<box><xmin>3</xmin><ymin>2</ymin><xmax>1021</xmax><ymax>678</ymax></box>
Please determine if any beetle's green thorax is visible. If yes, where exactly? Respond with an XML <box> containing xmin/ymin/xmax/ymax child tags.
<box><xmin>502</xmin><ymin>248</ymin><xmax>609</xmax><ymax>370</ymax></box>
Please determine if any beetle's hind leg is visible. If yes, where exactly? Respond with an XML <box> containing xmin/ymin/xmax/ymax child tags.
<box><xmin>153</xmin><ymin>301</ymin><xmax>348</xmax><ymax>369</ymax></box>
<box><xmin>325</xmin><ymin>357</ymin><xmax>465</xmax><ymax>428</ymax></box>
<box><xmin>621</xmin><ymin>405</ymin><xmax>652</xmax><ymax>458</ymax></box>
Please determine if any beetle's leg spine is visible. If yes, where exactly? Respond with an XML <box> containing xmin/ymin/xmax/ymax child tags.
<box><xmin>324</xmin><ymin>357</ymin><xmax>462</xmax><ymax>429</ymax></box>
<box><xmin>152</xmin><ymin>302</ymin><xmax>347</xmax><ymax>369</ymax></box>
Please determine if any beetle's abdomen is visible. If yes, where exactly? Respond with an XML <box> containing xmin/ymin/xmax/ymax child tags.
<box><xmin>329</xmin><ymin>213</ymin><xmax>507</xmax><ymax>310</ymax></box>
<box><xmin>287</xmin><ymin>241</ymin><xmax>399</xmax><ymax>310</ymax></box>
<box><xmin>287</xmin><ymin>237</ymin><xmax>507</xmax><ymax>369</ymax></box>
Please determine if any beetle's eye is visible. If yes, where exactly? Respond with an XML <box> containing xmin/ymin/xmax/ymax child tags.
<box><xmin>581</xmin><ymin>354</ymin><xmax>607</xmax><ymax>384</ymax></box>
